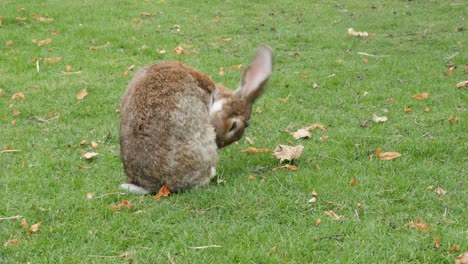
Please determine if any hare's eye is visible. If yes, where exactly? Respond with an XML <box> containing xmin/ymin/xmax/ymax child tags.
<box><xmin>229</xmin><ymin>121</ymin><xmax>237</xmax><ymax>132</ymax></box>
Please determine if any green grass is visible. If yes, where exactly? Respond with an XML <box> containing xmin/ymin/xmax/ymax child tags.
<box><xmin>1</xmin><ymin>0</ymin><xmax>467</xmax><ymax>263</ymax></box>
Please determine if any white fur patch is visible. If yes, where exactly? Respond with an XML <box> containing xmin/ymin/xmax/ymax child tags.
<box><xmin>120</xmin><ymin>183</ymin><xmax>150</xmax><ymax>195</ymax></box>
<box><xmin>210</xmin><ymin>99</ymin><xmax>224</xmax><ymax>114</ymax></box>
<box><xmin>210</xmin><ymin>166</ymin><xmax>217</xmax><ymax>177</ymax></box>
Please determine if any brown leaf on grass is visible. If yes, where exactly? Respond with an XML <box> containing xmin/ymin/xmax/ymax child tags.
<box><xmin>6</xmin><ymin>40</ymin><xmax>13</xmax><ymax>47</ymax></box>
<box><xmin>11</xmin><ymin>120</ymin><xmax>17</xmax><ymax>126</ymax></box>
<box><xmin>448</xmin><ymin>117</ymin><xmax>460</xmax><ymax>122</ymax></box>
<box><xmin>350</xmin><ymin>178</ymin><xmax>358</xmax><ymax>186</ymax></box>
<box><xmin>172</xmin><ymin>46</ymin><xmax>188</xmax><ymax>55</ymax></box>
<box><xmin>32</xmin><ymin>38</ymin><xmax>53</xmax><ymax>46</ymax></box>
<box><xmin>455</xmin><ymin>252</ymin><xmax>468</xmax><ymax>264</ymax></box>
<box><xmin>3</xmin><ymin>239</ymin><xmax>18</xmax><ymax>247</ymax></box>
<box><xmin>13</xmin><ymin>109</ymin><xmax>20</xmax><ymax>116</ymax></box>
<box><xmin>447</xmin><ymin>66</ymin><xmax>456</xmax><ymax>76</ymax></box>
<box><xmin>449</xmin><ymin>245</ymin><xmax>461</xmax><ymax>253</ymax></box>
<box><xmin>315</xmin><ymin>218</ymin><xmax>321</xmax><ymax>226</ymax></box>
<box><xmin>153</xmin><ymin>185</ymin><xmax>171</xmax><ymax>201</ymax></box>
<box><xmin>311</xmin><ymin>189</ymin><xmax>318</xmax><ymax>196</ymax></box>
<box><xmin>82</xmin><ymin>152</ymin><xmax>98</xmax><ymax>160</ymax></box>
<box><xmin>228</xmin><ymin>64</ymin><xmax>243</xmax><ymax>70</ymax></box>
<box><xmin>122</xmin><ymin>65</ymin><xmax>135</xmax><ymax>77</ymax></box>
<box><xmin>404</xmin><ymin>106</ymin><xmax>412</xmax><ymax>113</ymax></box>
<box><xmin>76</xmin><ymin>89</ymin><xmax>88</xmax><ymax>100</ymax></box>
<box><xmin>347</xmin><ymin>28</ymin><xmax>369</xmax><ymax>37</ymax></box>
<box><xmin>272</xmin><ymin>164</ymin><xmax>298</xmax><ymax>171</ymax></box>
<box><xmin>272</xmin><ymin>144</ymin><xmax>304</xmax><ymax>163</ymax></box>
<box><xmin>31</xmin><ymin>14</ymin><xmax>54</xmax><ymax>23</ymax></box>
<box><xmin>402</xmin><ymin>217</ymin><xmax>432</xmax><ymax>231</ymax></box>
<box><xmin>21</xmin><ymin>219</ymin><xmax>43</xmax><ymax>233</ymax></box>
<box><xmin>290</xmin><ymin>124</ymin><xmax>326</xmax><ymax>139</ymax></box>
<box><xmin>10</xmin><ymin>92</ymin><xmax>25</xmax><ymax>100</ymax></box>
<box><xmin>434</xmin><ymin>186</ymin><xmax>447</xmax><ymax>195</ymax></box>
<box><xmin>140</xmin><ymin>12</ymin><xmax>152</xmax><ymax>17</ymax></box>
<box><xmin>376</xmin><ymin>148</ymin><xmax>401</xmax><ymax>160</ymax></box>
<box><xmin>456</xmin><ymin>80</ymin><xmax>468</xmax><ymax>88</ymax></box>
<box><xmin>86</xmin><ymin>192</ymin><xmax>94</xmax><ymax>199</ymax></box>
<box><xmin>91</xmin><ymin>141</ymin><xmax>99</xmax><ymax>149</ymax></box>
<box><xmin>242</xmin><ymin>147</ymin><xmax>271</xmax><ymax>154</ymax></box>
<box><xmin>324</xmin><ymin>210</ymin><xmax>344</xmax><ymax>221</ymax></box>
<box><xmin>65</xmin><ymin>65</ymin><xmax>73</xmax><ymax>72</ymax></box>
<box><xmin>308</xmin><ymin>197</ymin><xmax>317</xmax><ymax>203</ymax></box>
<box><xmin>372</xmin><ymin>113</ymin><xmax>388</xmax><ymax>123</ymax></box>
<box><xmin>45</xmin><ymin>57</ymin><xmax>62</xmax><ymax>63</ymax></box>
<box><xmin>412</xmin><ymin>92</ymin><xmax>429</xmax><ymax>100</ymax></box>
<box><xmin>219</xmin><ymin>67</ymin><xmax>225</xmax><ymax>76</ymax></box>
<box><xmin>433</xmin><ymin>236</ymin><xmax>441</xmax><ymax>249</ymax></box>
<box><xmin>110</xmin><ymin>200</ymin><xmax>133</xmax><ymax>211</ymax></box>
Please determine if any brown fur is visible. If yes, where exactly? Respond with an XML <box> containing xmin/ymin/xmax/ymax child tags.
<box><xmin>120</xmin><ymin>46</ymin><xmax>273</xmax><ymax>193</ymax></box>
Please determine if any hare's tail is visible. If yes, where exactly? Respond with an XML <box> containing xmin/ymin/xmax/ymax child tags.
<box><xmin>120</xmin><ymin>183</ymin><xmax>150</xmax><ymax>195</ymax></box>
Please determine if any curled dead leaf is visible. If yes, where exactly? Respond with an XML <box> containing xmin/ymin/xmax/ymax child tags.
<box><xmin>173</xmin><ymin>46</ymin><xmax>188</xmax><ymax>55</ymax></box>
<box><xmin>83</xmin><ymin>152</ymin><xmax>98</xmax><ymax>160</ymax></box>
<box><xmin>3</xmin><ymin>239</ymin><xmax>18</xmax><ymax>247</ymax></box>
<box><xmin>350</xmin><ymin>178</ymin><xmax>358</xmax><ymax>186</ymax></box>
<box><xmin>272</xmin><ymin>164</ymin><xmax>298</xmax><ymax>171</ymax></box>
<box><xmin>412</xmin><ymin>92</ymin><xmax>429</xmax><ymax>100</ymax></box>
<box><xmin>33</xmin><ymin>38</ymin><xmax>53</xmax><ymax>46</ymax></box>
<box><xmin>449</xmin><ymin>245</ymin><xmax>460</xmax><ymax>253</ymax></box>
<box><xmin>448</xmin><ymin>117</ymin><xmax>460</xmax><ymax>122</ymax></box>
<box><xmin>6</xmin><ymin>40</ymin><xmax>13</xmax><ymax>47</ymax></box>
<box><xmin>45</xmin><ymin>57</ymin><xmax>62</xmax><ymax>63</ymax></box>
<box><xmin>21</xmin><ymin>219</ymin><xmax>43</xmax><ymax>233</ymax></box>
<box><xmin>11</xmin><ymin>92</ymin><xmax>25</xmax><ymax>100</ymax></box>
<box><xmin>272</xmin><ymin>144</ymin><xmax>304</xmax><ymax>163</ymax></box>
<box><xmin>242</xmin><ymin>147</ymin><xmax>271</xmax><ymax>154</ymax></box>
<box><xmin>110</xmin><ymin>200</ymin><xmax>133</xmax><ymax>211</ymax></box>
<box><xmin>456</xmin><ymin>80</ymin><xmax>468</xmax><ymax>88</ymax></box>
<box><xmin>402</xmin><ymin>217</ymin><xmax>431</xmax><ymax>231</ymax></box>
<box><xmin>434</xmin><ymin>186</ymin><xmax>447</xmax><ymax>195</ymax></box>
<box><xmin>31</xmin><ymin>14</ymin><xmax>54</xmax><ymax>23</ymax></box>
<box><xmin>219</xmin><ymin>67</ymin><xmax>225</xmax><ymax>76</ymax></box>
<box><xmin>290</xmin><ymin>124</ymin><xmax>326</xmax><ymax>139</ymax></box>
<box><xmin>153</xmin><ymin>185</ymin><xmax>171</xmax><ymax>201</ymax></box>
<box><xmin>376</xmin><ymin>148</ymin><xmax>401</xmax><ymax>160</ymax></box>
<box><xmin>404</xmin><ymin>106</ymin><xmax>412</xmax><ymax>113</ymax></box>
<box><xmin>372</xmin><ymin>113</ymin><xmax>388</xmax><ymax>123</ymax></box>
<box><xmin>76</xmin><ymin>89</ymin><xmax>88</xmax><ymax>100</ymax></box>
<box><xmin>324</xmin><ymin>210</ymin><xmax>344</xmax><ymax>221</ymax></box>
<box><xmin>433</xmin><ymin>236</ymin><xmax>441</xmax><ymax>249</ymax></box>
<box><xmin>347</xmin><ymin>28</ymin><xmax>369</xmax><ymax>37</ymax></box>
<box><xmin>91</xmin><ymin>141</ymin><xmax>99</xmax><ymax>149</ymax></box>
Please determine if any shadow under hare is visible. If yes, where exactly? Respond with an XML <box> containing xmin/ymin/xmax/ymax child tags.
<box><xmin>120</xmin><ymin>46</ymin><xmax>273</xmax><ymax>194</ymax></box>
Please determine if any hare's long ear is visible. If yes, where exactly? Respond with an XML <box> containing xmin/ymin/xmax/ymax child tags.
<box><xmin>235</xmin><ymin>45</ymin><xmax>273</xmax><ymax>104</ymax></box>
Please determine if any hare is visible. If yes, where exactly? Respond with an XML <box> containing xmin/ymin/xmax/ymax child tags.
<box><xmin>119</xmin><ymin>46</ymin><xmax>273</xmax><ymax>194</ymax></box>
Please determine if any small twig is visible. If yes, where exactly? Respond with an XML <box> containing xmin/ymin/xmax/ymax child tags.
<box><xmin>94</xmin><ymin>192</ymin><xmax>126</xmax><ymax>199</ymax></box>
<box><xmin>0</xmin><ymin>215</ymin><xmax>22</xmax><ymax>221</ymax></box>
<box><xmin>444</xmin><ymin>52</ymin><xmax>459</xmax><ymax>61</ymax></box>
<box><xmin>355</xmin><ymin>209</ymin><xmax>360</xmax><ymax>219</ymax></box>
<box><xmin>36</xmin><ymin>60</ymin><xmax>40</xmax><ymax>73</ymax></box>
<box><xmin>357</xmin><ymin>52</ymin><xmax>389</xmax><ymax>58</ymax></box>
<box><xmin>443</xmin><ymin>206</ymin><xmax>448</xmax><ymax>217</ymax></box>
<box><xmin>1</xmin><ymin>150</ymin><xmax>21</xmax><ymax>154</ymax></box>
<box><xmin>188</xmin><ymin>245</ymin><xmax>222</xmax><ymax>250</ymax></box>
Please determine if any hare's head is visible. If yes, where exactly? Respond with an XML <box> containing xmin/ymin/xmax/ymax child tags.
<box><xmin>209</xmin><ymin>46</ymin><xmax>273</xmax><ymax>148</ymax></box>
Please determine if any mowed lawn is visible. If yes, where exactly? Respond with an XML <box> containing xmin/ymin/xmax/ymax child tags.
<box><xmin>1</xmin><ymin>0</ymin><xmax>467</xmax><ymax>263</ymax></box>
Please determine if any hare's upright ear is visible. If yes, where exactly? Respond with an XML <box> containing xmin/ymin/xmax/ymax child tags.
<box><xmin>236</xmin><ymin>45</ymin><xmax>273</xmax><ymax>104</ymax></box>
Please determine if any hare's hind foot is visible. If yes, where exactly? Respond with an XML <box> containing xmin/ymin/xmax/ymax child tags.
<box><xmin>120</xmin><ymin>183</ymin><xmax>150</xmax><ymax>195</ymax></box>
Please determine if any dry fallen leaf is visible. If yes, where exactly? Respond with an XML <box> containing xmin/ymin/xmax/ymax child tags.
<box><xmin>449</xmin><ymin>245</ymin><xmax>461</xmax><ymax>253</ymax></box>
<box><xmin>242</xmin><ymin>147</ymin><xmax>271</xmax><ymax>154</ymax></box>
<box><xmin>350</xmin><ymin>178</ymin><xmax>358</xmax><ymax>186</ymax></box>
<box><xmin>140</xmin><ymin>12</ymin><xmax>152</xmax><ymax>17</ymax></box>
<box><xmin>456</xmin><ymin>80</ymin><xmax>468</xmax><ymax>88</ymax></box>
<box><xmin>376</xmin><ymin>148</ymin><xmax>401</xmax><ymax>161</ymax></box>
<box><xmin>6</xmin><ymin>40</ymin><xmax>13</xmax><ymax>47</ymax></box>
<box><xmin>448</xmin><ymin>117</ymin><xmax>460</xmax><ymax>122</ymax></box>
<box><xmin>86</xmin><ymin>192</ymin><xmax>94</xmax><ymax>199</ymax></box>
<box><xmin>3</xmin><ymin>239</ymin><xmax>18</xmax><ymax>247</ymax></box>
<box><xmin>13</xmin><ymin>109</ymin><xmax>20</xmax><ymax>116</ymax></box>
<box><xmin>272</xmin><ymin>164</ymin><xmax>298</xmax><ymax>171</ymax></box>
<box><xmin>308</xmin><ymin>196</ymin><xmax>317</xmax><ymax>203</ymax></box>
<box><xmin>45</xmin><ymin>57</ymin><xmax>62</xmax><ymax>63</ymax></box>
<box><xmin>91</xmin><ymin>141</ymin><xmax>99</xmax><ymax>149</ymax></box>
<box><xmin>31</xmin><ymin>14</ymin><xmax>54</xmax><ymax>22</ymax></box>
<box><xmin>433</xmin><ymin>236</ymin><xmax>441</xmax><ymax>249</ymax></box>
<box><xmin>83</xmin><ymin>152</ymin><xmax>98</xmax><ymax>160</ymax></box>
<box><xmin>402</xmin><ymin>217</ymin><xmax>432</xmax><ymax>231</ymax></box>
<box><xmin>228</xmin><ymin>64</ymin><xmax>243</xmax><ymax>70</ymax></box>
<box><xmin>65</xmin><ymin>65</ymin><xmax>73</xmax><ymax>72</ymax></box>
<box><xmin>404</xmin><ymin>106</ymin><xmax>412</xmax><ymax>113</ymax></box>
<box><xmin>434</xmin><ymin>186</ymin><xmax>447</xmax><ymax>195</ymax></box>
<box><xmin>153</xmin><ymin>185</ymin><xmax>171</xmax><ymax>201</ymax></box>
<box><xmin>412</xmin><ymin>92</ymin><xmax>429</xmax><ymax>100</ymax></box>
<box><xmin>122</xmin><ymin>65</ymin><xmax>136</xmax><ymax>77</ymax></box>
<box><xmin>372</xmin><ymin>113</ymin><xmax>388</xmax><ymax>123</ymax></box>
<box><xmin>21</xmin><ymin>219</ymin><xmax>43</xmax><ymax>233</ymax></box>
<box><xmin>324</xmin><ymin>210</ymin><xmax>344</xmax><ymax>221</ymax></box>
<box><xmin>347</xmin><ymin>28</ymin><xmax>369</xmax><ymax>37</ymax></box>
<box><xmin>219</xmin><ymin>67</ymin><xmax>225</xmax><ymax>76</ymax></box>
<box><xmin>33</xmin><ymin>38</ymin><xmax>53</xmax><ymax>46</ymax></box>
<box><xmin>173</xmin><ymin>46</ymin><xmax>188</xmax><ymax>55</ymax></box>
<box><xmin>447</xmin><ymin>66</ymin><xmax>456</xmax><ymax>76</ymax></box>
<box><xmin>290</xmin><ymin>124</ymin><xmax>327</xmax><ymax>139</ymax></box>
<box><xmin>110</xmin><ymin>200</ymin><xmax>133</xmax><ymax>211</ymax></box>
<box><xmin>455</xmin><ymin>252</ymin><xmax>468</xmax><ymax>264</ymax></box>
<box><xmin>315</xmin><ymin>218</ymin><xmax>321</xmax><ymax>226</ymax></box>
<box><xmin>311</xmin><ymin>189</ymin><xmax>318</xmax><ymax>196</ymax></box>
<box><xmin>272</xmin><ymin>144</ymin><xmax>304</xmax><ymax>163</ymax></box>
<box><xmin>76</xmin><ymin>89</ymin><xmax>88</xmax><ymax>100</ymax></box>
<box><xmin>11</xmin><ymin>92</ymin><xmax>25</xmax><ymax>100</ymax></box>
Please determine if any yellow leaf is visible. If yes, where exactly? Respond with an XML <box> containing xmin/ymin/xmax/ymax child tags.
<box><xmin>449</xmin><ymin>245</ymin><xmax>460</xmax><ymax>253</ymax></box>
<box><xmin>76</xmin><ymin>89</ymin><xmax>88</xmax><ymax>100</ymax></box>
<box><xmin>153</xmin><ymin>185</ymin><xmax>171</xmax><ymax>201</ymax></box>
<box><xmin>447</xmin><ymin>66</ymin><xmax>456</xmax><ymax>76</ymax></box>
<box><xmin>228</xmin><ymin>64</ymin><xmax>243</xmax><ymax>70</ymax></box>
<box><xmin>29</xmin><ymin>221</ymin><xmax>43</xmax><ymax>233</ymax></box>
<box><xmin>378</xmin><ymin>151</ymin><xmax>401</xmax><ymax>161</ymax></box>
<box><xmin>412</xmin><ymin>92</ymin><xmax>429</xmax><ymax>100</ymax></box>
<box><xmin>456</xmin><ymin>80</ymin><xmax>468</xmax><ymax>88</ymax></box>
<box><xmin>290</xmin><ymin>124</ymin><xmax>326</xmax><ymax>139</ymax></box>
